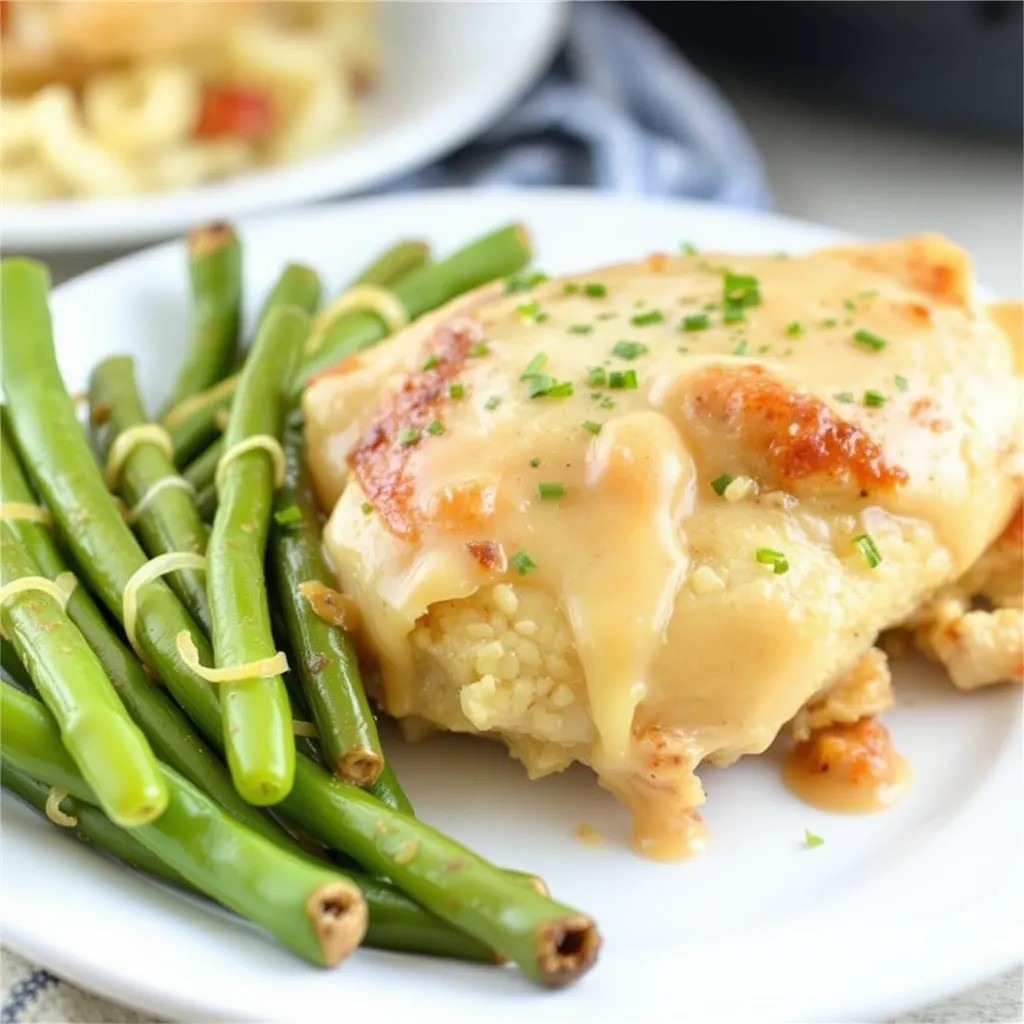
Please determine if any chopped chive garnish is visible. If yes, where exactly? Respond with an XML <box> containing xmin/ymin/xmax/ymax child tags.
<box><xmin>563</xmin><ymin>282</ymin><xmax>580</xmax><ymax>295</ymax></box>
<box><xmin>421</xmin><ymin>354</ymin><xmax>439</xmax><ymax>371</ymax></box>
<box><xmin>677</xmin><ymin>346</ymin><xmax>690</xmax><ymax>354</ymax></box>
<box><xmin>722</xmin><ymin>271</ymin><xmax>761</xmax><ymax>308</ymax></box>
<box><xmin>843</xmin><ymin>298</ymin><xmax>857</xmax><ymax>311</ymax></box>
<box><xmin>756</xmin><ymin>547</ymin><xmax>790</xmax><ymax>575</ymax></box>
<box><xmin>537</xmin><ymin>482</ymin><xmax>566</xmax><ymax>500</ymax></box>
<box><xmin>426</xmin><ymin>419</ymin><xmax>445</xmax><ymax>436</ymax></box>
<box><xmin>529</xmin><ymin>457</ymin><xmax>541</xmax><ymax>468</ymax></box>
<box><xmin>804</xmin><ymin>829</ymin><xmax>824</xmax><ymax>849</ymax></box>
<box><xmin>630</xmin><ymin>310</ymin><xmax>664</xmax><ymax>327</ymax></box>
<box><xmin>611</xmin><ymin>340</ymin><xmax>648</xmax><ymax>360</ymax></box>
<box><xmin>785</xmin><ymin>321</ymin><xmax>806</xmax><ymax>338</ymax></box>
<box><xmin>702</xmin><ymin>301</ymin><xmax>718</xmax><ymax>311</ymax></box>
<box><xmin>608</xmin><ymin>369</ymin><xmax>638</xmax><ymax>390</ymax></box>
<box><xmin>360</xmin><ymin>502</ymin><xmax>373</xmax><ymax>515</ymax></box>
<box><xmin>710</xmin><ymin>473</ymin><xmax>733</xmax><ymax>496</ymax></box>
<box><xmin>397</xmin><ymin>427</ymin><xmax>421</xmax><ymax>447</ymax></box>
<box><xmin>853</xmin><ymin>533</ymin><xmax>882</xmax><ymax>568</ymax></box>
<box><xmin>517</xmin><ymin>300</ymin><xmax>548</xmax><ymax>324</ymax></box>
<box><xmin>834</xmin><ymin>391</ymin><xmax>855</xmax><ymax>403</ymax></box>
<box><xmin>510</xmin><ymin>551</ymin><xmax>537</xmax><ymax>576</ymax></box>
<box><xmin>733</xmin><ymin>340</ymin><xmax>748</xmax><ymax>356</ymax></box>
<box><xmin>469</xmin><ymin>341</ymin><xmax>490</xmax><ymax>357</ymax></box>
<box><xmin>858</xmin><ymin>289</ymin><xmax>879</xmax><ymax>299</ymax></box>
<box><xmin>587</xmin><ymin>366</ymin><xmax>607</xmax><ymax>387</ymax></box>
<box><xmin>822</xmin><ymin>317</ymin><xmax>838</xmax><ymax>328</ymax></box>
<box><xmin>596</xmin><ymin>311</ymin><xmax>617</xmax><ymax>321</ymax></box>
<box><xmin>520</xmin><ymin>352</ymin><xmax>548</xmax><ymax>379</ymax></box>
<box><xmin>863</xmin><ymin>390</ymin><xmax>887</xmax><ymax>408</ymax></box>
<box><xmin>583</xmin><ymin>420</ymin><xmax>603</xmax><ymax>435</ymax></box>
<box><xmin>681</xmin><ymin>241</ymin><xmax>699</xmax><ymax>255</ymax></box>
<box><xmin>273</xmin><ymin>505</ymin><xmax>302</xmax><ymax>526</ymax></box>
<box><xmin>757</xmin><ymin>344</ymin><xmax>772</xmax><ymax>354</ymax></box>
<box><xmin>722</xmin><ymin>306</ymin><xmax>746</xmax><ymax>325</ymax></box>
<box><xmin>894</xmin><ymin>374</ymin><xmax>909</xmax><ymax>391</ymax></box>
<box><xmin>583</xmin><ymin>282</ymin><xmax>607</xmax><ymax>298</ymax></box>
<box><xmin>854</xmin><ymin>329</ymin><xmax>888</xmax><ymax>352</ymax></box>
<box><xmin>526</xmin><ymin>374</ymin><xmax>573</xmax><ymax>399</ymax></box>
<box><xmin>448</xmin><ymin>381</ymin><xmax>465</xmax><ymax>399</ymax></box>
<box><xmin>504</xmin><ymin>271</ymin><xmax>548</xmax><ymax>293</ymax></box>
<box><xmin>568</xmin><ymin>323</ymin><xmax>593</xmax><ymax>334</ymax></box>
<box><xmin>528</xmin><ymin>372</ymin><xmax>552</xmax><ymax>395</ymax></box>
<box><xmin>598</xmin><ymin>395</ymin><xmax>616</xmax><ymax>409</ymax></box>
<box><xmin>484</xmin><ymin>395</ymin><xmax>502</xmax><ymax>411</ymax></box>
<box><xmin>682</xmin><ymin>314</ymin><xmax>711</xmax><ymax>332</ymax></box>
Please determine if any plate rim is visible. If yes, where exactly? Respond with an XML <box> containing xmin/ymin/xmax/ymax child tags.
<box><xmin>0</xmin><ymin>0</ymin><xmax>566</xmax><ymax>251</ymax></box>
<box><xmin>3</xmin><ymin>189</ymin><xmax>1021</xmax><ymax>1022</ymax></box>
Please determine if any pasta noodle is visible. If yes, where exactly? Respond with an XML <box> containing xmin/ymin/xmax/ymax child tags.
<box><xmin>0</xmin><ymin>1</ymin><xmax>379</xmax><ymax>202</ymax></box>
<box><xmin>83</xmin><ymin>63</ymin><xmax>201</xmax><ymax>157</ymax></box>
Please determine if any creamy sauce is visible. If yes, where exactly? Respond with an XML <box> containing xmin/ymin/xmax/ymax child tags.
<box><xmin>782</xmin><ymin>716</ymin><xmax>912</xmax><ymax>813</ymax></box>
<box><xmin>572</xmin><ymin>823</ymin><xmax>605</xmax><ymax>848</ymax></box>
<box><xmin>304</xmin><ymin>236</ymin><xmax>1021</xmax><ymax>858</ymax></box>
<box><xmin>632</xmin><ymin>807</ymin><xmax>709</xmax><ymax>862</ymax></box>
<box><xmin>783</xmin><ymin>749</ymin><xmax>912</xmax><ymax>814</ymax></box>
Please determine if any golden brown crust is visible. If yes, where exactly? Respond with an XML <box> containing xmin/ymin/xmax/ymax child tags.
<box><xmin>790</xmin><ymin>717</ymin><xmax>895</xmax><ymax>787</ymax></box>
<box><xmin>823</xmin><ymin>233</ymin><xmax>973</xmax><ymax>307</ymax></box>
<box><xmin>348</xmin><ymin>319</ymin><xmax>479</xmax><ymax>542</ymax></box>
<box><xmin>685</xmin><ymin>365</ymin><xmax>908</xmax><ymax>495</ymax></box>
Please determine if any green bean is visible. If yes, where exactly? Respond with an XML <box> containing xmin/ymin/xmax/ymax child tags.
<box><xmin>159</xmin><ymin>223</ymin><xmax>242</xmax><ymax>416</ymax></box>
<box><xmin>367</xmin><ymin>764</ymin><xmax>415</xmax><ymax>816</ymax></box>
<box><xmin>2</xmin><ymin>760</ymin><xmax>193</xmax><ymax>890</ymax></box>
<box><xmin>0</xmin><ymin>526</ymin><xmax>167</xmax><ymax>826</ymax></box>
<box><xmin>181</xmin><ymin>434</ymin><xmax>223</xmax><ymax>492</ymax></box>
<box><xmin>163</xmin><ymin>263</ymin><xmax>322</xmax><ymax>465</ymax></box>
<box><xmin>285</xmin><ymin>757</ymin><xmax>601</xmax><ymax>986</ymax></box>
<box><xmin>253</xmin><ymin>262</ymin><xmax>323</xmax><ymax>336</ymax></box>
<box><xmin>89</xmin><ymin>355</ymin><xmax>211</xmax><ymax>632</ymax></box>
<box><xmin>208</xmin><ymin>306</ymin><xmax>308</xmax><ymax>804</ymax></box>
<box><xmin>270</xmin><ymin>417</ymin><xmax>382</xmax><ymax>782</ymax></box>
<box><xmin>353</xmin><ymin>239</ymin><xmax>431</xmax><ymax>288</ymax></box>
<box><xmin>162</xmin><ymin>374</ymin><xmax>236</xmax><ymax>468</ymax></box>
<box><xmin>1</xmin><ymin>637</ymin><xmax>33</xmax><ymax>690</ymax></box>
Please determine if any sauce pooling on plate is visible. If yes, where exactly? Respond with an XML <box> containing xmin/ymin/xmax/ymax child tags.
<box><xmin>782</xmin><ymin>717</ymin><xmax>912</xmax><ymax>814</ymax></box>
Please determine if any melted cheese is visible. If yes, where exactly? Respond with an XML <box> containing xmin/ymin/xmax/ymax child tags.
<box><xmin>304</xmin><ymin>236</ymin><xmax>1023</xmax><ymax>858</ymax></box>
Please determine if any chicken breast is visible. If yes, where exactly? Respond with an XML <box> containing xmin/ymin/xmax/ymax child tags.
<box><xmin>303</xmin><ymin>234</ymin><xmax>1023</xmax><ymax>859</ymax></box>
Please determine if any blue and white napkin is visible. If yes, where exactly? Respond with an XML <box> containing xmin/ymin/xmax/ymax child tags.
<box><xmin>390</xmin><ymin>1</ymin><xmax>770</xmax><ymax>208</ymax></box>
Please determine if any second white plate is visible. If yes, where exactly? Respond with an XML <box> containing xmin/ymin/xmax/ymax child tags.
<box><xmin>1</xmin><ymin>1</ymin><xmax>564</xmax><ymax>251</ymax></box>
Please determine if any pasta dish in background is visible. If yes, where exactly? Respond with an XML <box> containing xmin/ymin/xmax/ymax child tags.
<box><xmin>0</xmin><ymin>0</ymin><xmax>380</xmax><ymax>202</ymax></box>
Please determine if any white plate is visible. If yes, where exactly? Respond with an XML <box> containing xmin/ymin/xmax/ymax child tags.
<box><xmin>0</xmin><ymin>1</ymin><xmax>564</xmax><ymax>252</ymax></box>
<box><xmin>3</xmin><ymin>191</ymin><xmax>1021</xmax><ymax>1023</ymax></box>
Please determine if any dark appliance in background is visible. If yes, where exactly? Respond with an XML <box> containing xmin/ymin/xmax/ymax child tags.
<box><xmin>628</xmin><ymin>0</ymin><xmax>1023</xmax><ymax>140</ymax></box>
